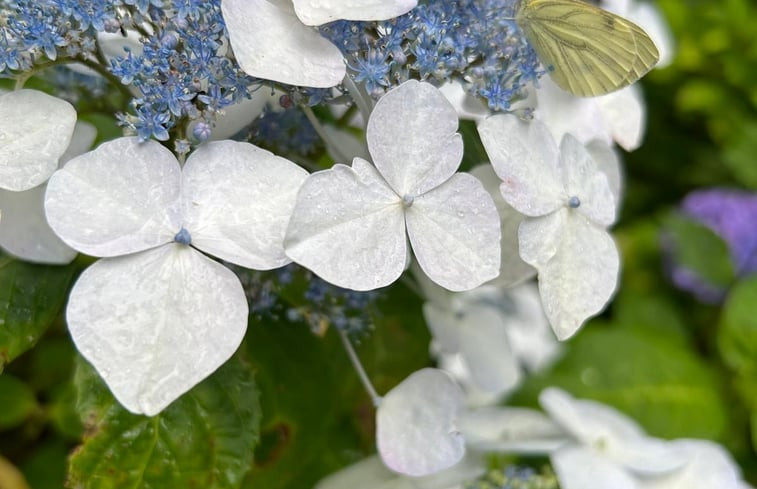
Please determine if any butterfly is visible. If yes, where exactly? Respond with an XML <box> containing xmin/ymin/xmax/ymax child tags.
<box><xmin>515</xmin><ymin>0</ymin><xmax>660</xmax><ymax>97</ymax></box>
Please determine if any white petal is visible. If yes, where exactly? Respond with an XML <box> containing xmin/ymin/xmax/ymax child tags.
<box><xmin>202</xmin><ymin>90</ymin><xmax>278</xmax><ymax>141</ymax></box>
<box><xmin>641</xmin><ymin>440</ymin><xmax>744</xmax><ymax>489</ymax></box>
<box><xmin>596</xmin><ymin>85</ymin><xmax>646</xmax><ymax>152</ymax></box>
<box><xmin>406</xmin><ymin>173</ymin><xmax>501</xmax><ymax>291</ymax></box>
<box><xmin>284</xmin><ymin>158</ymin><xmax>406</xmax><ymax>291</ymax></box>
<box><xmin>459</xmin><ymin>406</ymin><xmax>568</xmax><ymax>453</ymax></box>
<box><xmin>222</xmin><ymin>0</ymin><xmax>345</xmax><ymax>87</ymax></box>
<box><xmin>314</xmin><ymin>456</ymin><xmax>400</xmax><ymax>489</ymax></box>
<box><xmin>293</xmin><ymin>0</ymin><xmax>417</xmax><ymax>26</ymax></box>
<box><xmin>478</xmin><ymin>114</ymin><xmax>564</xmax><ymax>217</ymax></box>
<box><xmin>45</xmin><ymin>138</ymin><xmax>181</xmax><ymax>257</ymax></box>
<box><xmin>470</xmin><ymin>164</ymin><xmax>535</xmax><ymax>287</ymax></box>
<box><xmin>521</xmin><ymin>211</ymin><xmax>620</xmax><ymax>339</ymax></box>
<box><xmin>552</xmin><ymin>446</ymin><xmax>638</xmax><ymax>489</ymax></box>
<box><xmin>367</xmin><ymin>81</ymin><xmax>463</xmax><ymax>197</ymax></box>
<box><xmin>182</xmin><ymin>141</ymin><xmax>308</xmax><ymax>269</ymax></box>
<box><xmin>67</xmin><ymin>245</ymin><xmax>248</xmax><ymax>416</ymax></box>
<box><xmin>377</xmin><ymin>368</ymin><xmax>465</xmax><ymax>477</ymax></box>
<box><xmin>423</xmin><ymin>302</ymin><xmax>463</xmax><ymax>353</ymax></box>
<box><xmin>559</xmin><ymin>135</ymin><xmax>616</xmax><ymax>227</ymax></box>
<box><xmin>0</xmin><ymin>90</ymin><xmax>76</xmax><ymax>191</ymax></box>
<box><xmin>533</xmin><ymin>77</ymin><xmax>613</xmax><ymax>148</ymax></box>
<box><xmin>0</xmin><ymin>122</ymin><xmax>96</xmax><ymax>264</ymax></box>
<box><xmin>323</xmin><ymin>123</ymin><xmax>371</xmax><ymax>163</ymax></box>
<box><xmin>439</xmin><ymin>82</ymin><xmax>489</xmax><ymax>122</ymax></box>
<box><xmin>0</xmin><ymin>185</ymin><xmax>76</xmax><ymax>264</ymax></box>
<box><xmin>457</xmin><ymin>304</ymin><xmax>522</xmax><ymax>394</ymax></box>
<box><xmin>539</xmin><ymin>388</ymin><xmax>645</xmax><ymax>450</ymax></box>
<box><xmin>618</xmin><ymin>437</ymin><xmax>688</xmax><ymax>475</ymax></box>
<box><xmin>586</xmin><ymin>140</ymin><xmax>623</xmax><ymax>208</ymax></box>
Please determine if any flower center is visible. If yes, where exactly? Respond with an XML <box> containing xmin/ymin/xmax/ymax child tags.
<box><xmin>568</xmin><ymin>196</ymin><xmax>581</xmax><ymax>208</ymax></box>
<box><xmin>401</xmin><ymin>194</ymin><xmax>415</xmax><ymax>208</ymax></box>
<box><xmin>174</xmin><ymin>227</ymin><xmax>192</xmax><ymax>245</ymax></box>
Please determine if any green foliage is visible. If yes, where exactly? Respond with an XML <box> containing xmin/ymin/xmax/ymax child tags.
<box><xmin>67</xmin><ymin>352</ymin><xmax>261</xmax><ymax>489</ymax></box>
<box><xmin>0</xmin><ymin>257</ymin><xmax>75</xmax><ymax>372</ymax></box>
<box><xmin>719</xmin><ymin>276</ymin><xmax>757</xmax><ymax>376</ymax></box>
<box><xmin>0</xmin><ymin>374</ymin><xmax>37</xmax><ymax>430</ymax></box>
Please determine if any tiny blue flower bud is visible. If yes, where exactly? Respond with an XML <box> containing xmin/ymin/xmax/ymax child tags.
<box><xmin>174</xmin><ymin>227</ymin><xmax>192</xmax><ymax>245</ymax></box>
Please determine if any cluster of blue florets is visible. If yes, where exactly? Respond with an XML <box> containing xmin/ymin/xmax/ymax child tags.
<box><xmin>465</xmin><ymin>466</ymin><xmax>558</xmax><ymax>489</ymax></box>
<box><xmin>320</xmin><ymin>0</ymin><xmax>543</xmax><ymax>110</ymax></box>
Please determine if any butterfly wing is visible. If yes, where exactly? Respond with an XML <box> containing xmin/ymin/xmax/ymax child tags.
<box><xmin>517</xmin><ymin>0</ymin><xmax>659</xmax><ymax>97</ymax></box>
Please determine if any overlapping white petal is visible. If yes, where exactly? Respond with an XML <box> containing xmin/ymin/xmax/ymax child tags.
<box><xmin>293</xmin><ymin>0</ymin><xmax>417</xmax><ymax>25</ymax></box>
<box><xmin>479</xmin><ymin>114</ymin><xmax>620</xmax><ymax>339</ymax></box>
<box><xmin>377</xmin><ymin>368</ymin><xmax>465</xmax><ymax>477</ymax></box>
<box><xmin>67</xmin><ymin>244</ymin><xmax>248</xmax><ymax>416</ymax></box>
<box><xmin>0</xmin><ymin>121</ymin><xmax>96</xmax><ymax>264</ymax></box>
<box><xmin>45</xmin><ymin>138</ymin><xmax>182</xmax><ymax>257</ymax></box>
<box><xmin>551</xmin><ymin>445</ymin><xmax>638</xmax><ymax>489</ymax></box>
<box><xmin>285</xmin><ymin>81</ymin><xmax>500</xmax><ymax>291</ymax></box>
<box><xmin>45</xmin><ymin>137</ymin><xmax>305</xmax><ymax>415</ymax></box>
<box><xmin>182</xmin><ymin>141</ymin><xmax>308</xmax><ymax>269</ymax></box>
<box><xmin>0</xmin><ymin>89</ymin><xmax>77</xmax><ymax>191</ymax></box>
<box><xmin>458</xmin><ymin>407</ymin><xmax>568</xmax><ymax>453</ymax></box>
<box><xmin>222</xmin><ymin>0</ymin><xmax>417</xmax><ymax>87</ymax></box>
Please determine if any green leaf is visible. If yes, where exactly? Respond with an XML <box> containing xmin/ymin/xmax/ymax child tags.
<box><xmin>510</xmin><ymin>326</ymin><xmax>729</xmax><ymax>440</ymax></box>
<box><xmin>724</xmin><ymin>123</ymin><xmax>757</xmax><ymax>189</ymax></box>
<box><xmin>719</xmin><ymin>276</ymin><xmax>757</xmax><ymax>375</ymax></box>
<box><xmin>0</xmin><ymin>374</ymin><xmax>37</xmax><ymax>429</ymax></box>
<box><xmin>67</xmin><ymin>351</ymin><xmax>261</xmax><ymax>489</ymax></box>
<box><xmin>663</xmin><ymin>214</ymin><xmax>735</xmax><ymax>288</ymax></box>
<box><xmin>0</xmin><ymin>257</ymin><xmax>76</xmax><ymax>372</ymax></box>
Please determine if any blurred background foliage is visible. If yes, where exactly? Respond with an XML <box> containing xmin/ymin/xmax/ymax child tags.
<box><xmin>2</xmin><ymin>0</ymin><xmax>757</xmax><ymax>487</ymax></box>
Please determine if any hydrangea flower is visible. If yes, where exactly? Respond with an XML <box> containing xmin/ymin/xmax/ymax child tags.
<box><xmin>221</xmin><ymin>0</ymin><xmax>417</xmax><ymax>87</ymax></box>
<box><xmin>0</xmin><ymin>121</ymin><xmax>96</xmax><ymax>264</ymax></box>
<box><xmin>423</xmin><ymin>281</ymin><xmax>560</xmax><ymax>404</ymax></box>
<box><xmin>44</xmin><ymin>137</ymin><xmax>308</xmax><ymax>415</ymax></box>
<box><xmin>285</xmin><ymin>81</ymin><xmax>501</xmax><ymax>292</ymax></box>
<box><xmin>0</xmin><ymin>89</ymin><xmax>77</xmax><ymax>192</ymax></box>
<box><xmin>376</xmin><ymin>368</ymin><xmax>466</xmax><ymax>476</ymax></box>
<box><xmin>478</xmin><ymin>114</ymin><xmax>620</xmax><ymax>339</ymax></box>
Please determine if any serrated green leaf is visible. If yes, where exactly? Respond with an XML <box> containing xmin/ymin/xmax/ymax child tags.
<box><xmin>0</xmin><ymin>374</ymin><xmax>38</xmax><ymax>429</ymax></box>
<box><xmin>67</xmin><ymin>351</ymin><xmax>260</xmax><ymax>489</ymax></box>
<box><xmin>719</xmin><ymin>276</ymin><xmax>757</xmax><ymax>375</ymax></box>
<box><xmin>510</xmin><ymin>326</ymin><xmax>729</xmax><ymax>440</ymax></box>
<box><xmin>664</xmin><ymin>214</ymin><xmax>735</xmax><ymax>288</ymax></box>
<box><xmin>0</xmin><ymin>257</ymin><xmax>75</xmax><ymax>372</ymax></box>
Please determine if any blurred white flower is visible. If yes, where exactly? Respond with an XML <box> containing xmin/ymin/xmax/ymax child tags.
<box><xmin>222</xmin><ymin>0</ymin><xmax>417</xmax><ymax>87</ymax></box>
<box><xmin>0</xmin><ymin>121</ymin><xmax>96</xmax><ymax>264</ymax></box>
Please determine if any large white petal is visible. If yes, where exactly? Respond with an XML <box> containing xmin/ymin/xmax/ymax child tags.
<box><xmin>459</xmin><ymin>406</ymin><xmax>568</xmax><ymax>453</ymax></box>
<box><xmin>367</xmin><ymin>81</ymin><xmax>463</xmax><ymax>197</ymax></box>
<box><xmin>0</xmin><ymin>185</ymin><xmax>76</xmax><ymax>264</ymax></box>
<box><xmin>0</xmin><ymin>90</ymin><xmax>76</xmax><ymax>191</ymax></box>
<box><xmin>533</xmin><ymin>77</ymin><xmax>613</xmax><ymax>148</ymax></box>
<box><xmin>559</xmin><ymin>135</ymin><xmax>616</xmax><ymax>227</ymax></box>
<box><xmin>470</xmin><ymin>164</ymin><xmax>535</xmax><ymax>286</ymax></box>
<box><xmin>377</xmin><ymin>368</ymin><xmax>465</xmax><ymax>477</ymax></box>
<box><xmin>293</xmin><ymin>0</ymin><xmax>417</xmax><ymax>26</ymax></box>
<box><xmin>552</xmin><ymin>446</ymin><xmax>638</xmax><ymax>489</ymax></box>
<box><xmin>586</xmin><ymin>140</ymin><xmax>623</xmax><ymax>208</ymax></box>
<box><xmin>596</xmin><ymin>85</ymin><xmax>646</xmax><ymax>152</ymax></box>
<box><xmin>182</xmin><ymin>141</ymin><xmax>308</xmax><ymax>269</ymax></box>
<box><xmin>406</xmin><ymin>173</ymin><xmax>500</xmax><ymax>291</ymax></box>
<box><xmin>314</xmin><ymin>457</ymin><xmax>403</xmax><ymax>489</ymax></box>
<box><xmin>221</xmin><ymin>0</ymin><xmax>345</xmax><ymax>87</ymax></box>
<box><xmin>520</xmin><ymin>211</ymin><xmax>619</xmax><ymax>339</ymax></box>
<box><xmin>66</xmin><ymin>245</ymin><xmax>248</xmax><ymax>416</ymax></box>
<box><xmin>478</xmin><ymin>114</ymin><xmax>564</xmax><ymax>217</ymax></box>
<box><xmin>284</xmin><ymin>158</ymin><xmax>406</xmax><ymax>291</ymax></box>
<box><xmin>0</xmin><ymin>122</ymin><xmax>96</xmax><ymax>264</ymax></box>
<box><xmin>439</xmin><ymin>82</ymin><xmax>489</xmax><ymax>122</ymax></box>
<box><xmin>422</xmin><ymin>302</ymin><xmax>463</xmax><ymax>353</ymax></box>
<box><xmin>641</xmin><ymin>440</ymin><xmax>744</xmax><ymax>489</ymax></box>
<box><xmin>45</xmin><ymin>137</ymin><xmax>181</xmax><ymax>257</ymax></box>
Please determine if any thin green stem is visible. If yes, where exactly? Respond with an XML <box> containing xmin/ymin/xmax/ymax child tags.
<box><xmin>301</xmin><ymin>104</ymin><xmax>351</xmax><ymax>163</ymax></box>
<box><xmin>338</xmin><ymin>329</ymin><xmax>382</xmax><ymax>407</ymax></box>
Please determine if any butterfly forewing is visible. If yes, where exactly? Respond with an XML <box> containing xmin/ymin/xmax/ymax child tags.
<box><xmin>516</xmin><ymin>0</ymin><xmax>659</xmax><ymax>97</ymax></box>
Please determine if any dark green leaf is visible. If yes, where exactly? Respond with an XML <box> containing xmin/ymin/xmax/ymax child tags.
<box><xmin>719</xmin><ymin>276</ymin><xmax>757</xmax><ymax>375</ymax></box>
<box><xmin>0</xmin><ymin>257</ymin><xmax>75</xmax><ymax>372</ymax></box>
<box><xmin>67</xmin><ymin>351</ymin><xmax>260</xmax><ymax>489</ymax></box>
<box><xmin>0</xmin><ymin>374</ymin><xmax>37</xmax><ymax>429</ymax></box>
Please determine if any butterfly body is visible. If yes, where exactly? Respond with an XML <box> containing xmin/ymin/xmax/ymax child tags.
<box><xmin>515</xmin><ymin>0</ymin><xmax>659</xmax><ymax>97</ymax></box>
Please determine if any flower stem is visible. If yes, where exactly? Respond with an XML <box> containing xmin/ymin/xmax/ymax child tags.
<box><xmin>342</xmin><ymin>74</ymin><xmax>373</xmax><ymax>127</ymax></box>
<box><xmin>338</xmin><ymin>328</ymin><xmax>382</xmax><ymax>407</ymax></box>
<box><xmin>301</xmin><ymin>104</ymin><xmax>351</xmax><ymax>163</ymax></box>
